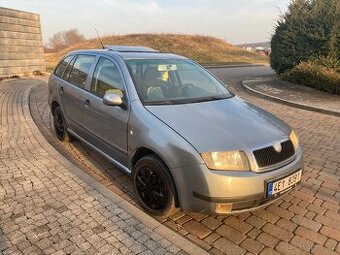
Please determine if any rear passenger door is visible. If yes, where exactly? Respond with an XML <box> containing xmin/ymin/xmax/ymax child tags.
<box><xmin>58</xmin><ymin>54</ymin><xmax>96</xmax><ymax>135</ymax></box>
<box><xmin>82</xmin><ymin>56</ymin><xmax>129</xmax><ymax>166</ymax></box>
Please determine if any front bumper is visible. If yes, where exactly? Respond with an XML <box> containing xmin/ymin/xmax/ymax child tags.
<box><xmin>171</xmin><ymin>148</ymin><xmax>303</xmax><ymax>214</ymax></box>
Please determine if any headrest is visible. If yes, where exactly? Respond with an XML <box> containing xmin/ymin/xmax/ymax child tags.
<box><xmin>143</xmin><ymin>67</ymin><xmax>161</xmax><ymax>81</ymax></box>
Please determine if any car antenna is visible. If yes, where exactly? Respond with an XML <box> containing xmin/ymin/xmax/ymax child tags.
<box><xmin>95</xmin><ymin>28</ymin><xmax>105</xmax><ymax>49</ymax></box>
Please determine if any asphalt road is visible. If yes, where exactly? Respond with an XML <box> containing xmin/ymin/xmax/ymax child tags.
<box><xmin>30</xmin><ymin>66</ymin><xmax>340</xmax><ymax>255</ymax></box>
<box><xmin>208</xmin><ymin>65</ymin><xmax>275</xmax><ymax>84</ymax></box>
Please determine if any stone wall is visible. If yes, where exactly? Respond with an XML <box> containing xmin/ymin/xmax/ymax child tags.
<box><xmin>0</xmin><ymin>7</ymin><xmax>45</xmax><ymax>76</ymax></box>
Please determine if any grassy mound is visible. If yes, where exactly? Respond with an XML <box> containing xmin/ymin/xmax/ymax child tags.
<box><xmin>45</xmin><ymin>33</ymin><xmax>267</xmax><ymax>70</ymax></box>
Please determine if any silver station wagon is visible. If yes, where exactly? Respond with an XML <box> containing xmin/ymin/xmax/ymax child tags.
<box><xmin>48</xmin><ymin>46</ymin><xmax>303</xmax><ymax>216</ymax></box>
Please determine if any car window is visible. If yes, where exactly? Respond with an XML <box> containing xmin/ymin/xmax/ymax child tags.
<box><xmin>62</xmin><ymin>55</ymin><xmax>77</xmax><ymax>80</ymax></box>
<box><xmin>178</xmin><ymin>69</ymin><xmax>216</xmax><ymax>93</ymax></box>
<box><xmin>68</xmin><ymin>55</ymin><xmax>96</xmax><ymax>88</ymax></box>
<box><xmin>90</xmin><ymin>57</ymin><xmax>124</xmax><ymax>98</ymax></box>
<box><xmin>125</xmin><ymin>59</ymin><xmax>232</xmax><ymax>104</ymax></box>
<box><xmin>54</xmin><ymin>55</ymin><xmax>73</xmax><ymax>78</ymax></box>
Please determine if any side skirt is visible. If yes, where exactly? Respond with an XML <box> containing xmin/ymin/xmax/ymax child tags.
<box><xmin>67</xmin><ymin>129</ymin><xmax>132</xmax><ymax>174</ymax></box>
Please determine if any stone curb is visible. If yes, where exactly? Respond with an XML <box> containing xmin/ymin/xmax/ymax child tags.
<box><xmin>242</xmin><ymin>79</ymin><xmax>340</xmax><ymax>117</ymax></box>
<box><xmin>23</xmin><ymin>81</ymin><xmax>209</xmax><ymax>255</ymax></box>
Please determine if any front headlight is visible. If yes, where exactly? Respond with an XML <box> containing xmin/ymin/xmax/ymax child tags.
<box><xmin>289</xmin><ymin>130</ymin><xmax>299</xmax><ymax>151</ymax></box>
<box><xmin>201</xmin><ymin>151</ymin><xmax>250</xmax><ymax>171</ymax></box>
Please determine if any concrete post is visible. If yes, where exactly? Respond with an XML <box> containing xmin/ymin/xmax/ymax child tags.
<box><xmin>0</xmin><ymin>7</ymin><xmax>45</xmax><ymax>77</ymax></box>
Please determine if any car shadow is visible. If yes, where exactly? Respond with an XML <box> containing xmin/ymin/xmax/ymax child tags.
<box><xmin>0</xmin><ymin>229</ymin><xmax>6</xmax><ymax>252</ymax></box>
<box><xmin>29</xmin><ymin>86</ymin><xmax>139</xmax><ymax>206</ymax></box>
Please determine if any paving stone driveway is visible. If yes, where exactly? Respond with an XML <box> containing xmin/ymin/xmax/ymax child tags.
<box><xmin>243</xmin><ymin>79</ymin><xmax>340</xmax><ymax>116</ymax></box>
<box><xmin>0</xmin><ymin>79</ymin><xmax>189</xmax><ymax>255</ymax></box>
<box><xmin>29</xmin><ymin>71</ymin><xmax>340</xmax><ymax>255</ymax></box>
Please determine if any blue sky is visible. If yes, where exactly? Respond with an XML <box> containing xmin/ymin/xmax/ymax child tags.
<box><xmin>0</xmin><ymin>0</ymin><xmax>290</xmax><ymax>44</ymax></box>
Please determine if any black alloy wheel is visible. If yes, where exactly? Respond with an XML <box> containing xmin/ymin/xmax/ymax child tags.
<box><xmin>133</xmin><ymin>155</ymin><xmax>178</xmax><ymax>217</ymax></box>
<box><xmin>53</xmin><ymin>106</ymin><xmax>72</xmax><ymax>142</ymax></box>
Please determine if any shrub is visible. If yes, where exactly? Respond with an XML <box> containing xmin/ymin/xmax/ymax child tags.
<box><xmin>309</xmin><ymin>55</ymin><xmax>340</xmax><ymax>70</ymax></box>
<box><xmin>282</xmin><ymin>57</ymin><xmax>340</xmax><ymax>94</ymax></box>
<box><xmin>270</xmin><ymin>0</ymin><xmax>340</xmax><ymax>74</ymax></box>
<box><xmin>33</xmin><ymin>70</ymin><xmax>43</xmax><ymax>76</ymax></box>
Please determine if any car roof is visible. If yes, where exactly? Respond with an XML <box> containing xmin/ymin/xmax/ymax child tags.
<box><xmin>68</xmin><ymin>45</ymin><xmax>187</xmax><ymax>60</ymax></box>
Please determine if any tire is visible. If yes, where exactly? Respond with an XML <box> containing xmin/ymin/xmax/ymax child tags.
<box><xmin>52</xmin><ymin>106</ymin><xmax>73</xmax><ymax>142</ymax></box>
<box><xmin>133</xmin><ymin>155</ymin><xmax>178</xmax><ymax>217</ymax></box>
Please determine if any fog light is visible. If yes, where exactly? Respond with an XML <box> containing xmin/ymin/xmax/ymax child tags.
<box><xmin>215</xmin><ymin>203</ymin><xmax>232</xmax><ymax>213</ymax></box>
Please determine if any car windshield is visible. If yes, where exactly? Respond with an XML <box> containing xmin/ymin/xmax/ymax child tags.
<box><xmin>125</xmin><ymin>59</ymin><xmax>233</xmax><ymax>105</ymax></box>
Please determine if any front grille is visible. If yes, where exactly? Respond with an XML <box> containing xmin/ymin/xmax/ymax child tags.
<box><xmin>253</xmin><ymin>140</ymin><xmax>295</xmax><ymax>168</ymax></box>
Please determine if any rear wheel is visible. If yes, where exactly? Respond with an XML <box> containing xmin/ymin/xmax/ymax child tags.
<box><xmin>133</xmin><ymin>155</ymin><xmax>178</xmax><ymax>217</ymax></box>
<box><xmin>52</xmin><ymin>106</ymin><xmax>73</xmax><ymax>142</ymax></box>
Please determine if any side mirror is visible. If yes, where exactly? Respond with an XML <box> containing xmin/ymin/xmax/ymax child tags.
<box><xmin>103</xmin><ymin>93</ymin><xmax>123</xmax><ymax>107</ymax></box>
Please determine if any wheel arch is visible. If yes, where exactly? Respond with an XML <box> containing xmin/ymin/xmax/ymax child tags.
<box><xmin>131</xmin><ymin>147</ymin><xmax>180</xmax><ymax>208</ymax></box>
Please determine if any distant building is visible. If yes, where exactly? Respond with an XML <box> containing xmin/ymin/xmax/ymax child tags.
<box><xmin>255</xmin><ymin>46</ymin><xmax>265</xmax><ymax>51</ymax></box>
<box><xmin>0</xmin><ymin>7</ymin><xmax>45</xmax><ymax>77</ymax></box>
<box><xmin>238</xmin><ymin>42</ymin><xmax>271</xmax><ymax>55</ymax></box>
<box><xmin>243</xmin><ymin>47</ymin><xmax>254</xmax><ymax>52</ymax></box>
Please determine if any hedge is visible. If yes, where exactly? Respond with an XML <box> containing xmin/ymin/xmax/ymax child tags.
<box><xmin>282</xmin><ymin>60</ymin><xmax>340</xmax><ymax>95</ymax></box>
<box><xmin>270</xmin><ymin>0</ymin><xmax>339</xmax><ymax>74</ymax></box>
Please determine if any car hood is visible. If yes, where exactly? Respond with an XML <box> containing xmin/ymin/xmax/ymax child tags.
<box><xmin>145</xmin><ymin>97</ymin><xmax>291</xmax><ymax>153</ymax></box>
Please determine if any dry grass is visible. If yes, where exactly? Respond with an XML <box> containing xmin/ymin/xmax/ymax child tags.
<box><xmin>45</xmin><ymin>33</ymin><xmax>268</xmax><ymax>70</ymax></box>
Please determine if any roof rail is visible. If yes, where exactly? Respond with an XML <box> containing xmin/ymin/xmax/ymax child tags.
<box><xmin>105</xmin><ymin>45</ymin><xmax>159</xmax><ymax>53</ymax></box>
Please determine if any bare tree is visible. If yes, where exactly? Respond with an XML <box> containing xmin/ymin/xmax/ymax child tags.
<box><xmin>64</xmin><ymin>29</ymin><xmax>85</xmax><ymax>47</ymax></box>
<box><xmin>48</xmin><ymin>28</ymin><xmax>85</xmax><ymax>52</ymax></box>
<box><xmin>48</xmin><ymin>31</ymin><xmax>65</xmax><ymax>52</ymax></box>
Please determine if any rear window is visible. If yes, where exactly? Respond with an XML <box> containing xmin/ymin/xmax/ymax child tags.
<box><xmin>68</xmin><ymin>55</ymin><xmax>96</xmax><ymax>88</ymax></box>
<box><xmin>54</xmin><ymin>55</ymin><xmax>73</xmax><ymax>78</ymax></box>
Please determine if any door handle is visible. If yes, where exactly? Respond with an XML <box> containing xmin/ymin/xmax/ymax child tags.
<box><xmin>59</xmin><ymin>86</ymin><xmax>64</xmax><ymax>94</ymax></box>
<box><xmin>84</xmin><ymin>99</ymin><xmax>91</xmax><ymax>108</ymax></box>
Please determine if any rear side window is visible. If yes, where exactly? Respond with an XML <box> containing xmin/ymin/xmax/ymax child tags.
<box><xmin>68</xmin><ymin>55</ymin><xmax>96</xmax><ymax>88</ymax></box>
<box><xmin>90</xmin><ymin>57</ymin><xmax>124</xmax><ymax>98</ymax></box>
<box><xmin>62</xmin><ymin>55</ymin><xmax>77</xmax><ymax>80</ymax></box>
<box><xmin>54</xmin><ymin>55</ymin><xmax>73</xmax><ymax>78</ymax></box>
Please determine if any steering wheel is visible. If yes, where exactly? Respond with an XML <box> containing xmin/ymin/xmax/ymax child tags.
<box><xmin>180</xmin><ymin>83</ymin><xmax>195</xmax><ymax>96</ymax></box>
<box><xmin>182</xmin><ymin>83</ymin><xmax>195</xmax><ymax>89</ymax></box>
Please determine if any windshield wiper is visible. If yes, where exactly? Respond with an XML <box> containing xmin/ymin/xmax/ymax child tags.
<box><xmin>144</xmin><ymin>95</ymin><xmax>232</xmax><ymax>105</ymax></box>
<box><xmin>187</xmin><ymin>95</ymin><xmax>230</xmax><ymax>103</ymax></box>
<box><xmin>144</xmin><ymin>100</ymin><xmax>177</xmax><ymax>105</ymax></box>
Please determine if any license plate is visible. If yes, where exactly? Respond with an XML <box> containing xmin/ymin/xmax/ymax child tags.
<box><xmin>267</xmin><ymin>170</ymin><xmax>302</xmax><ymax>197</ymax></box>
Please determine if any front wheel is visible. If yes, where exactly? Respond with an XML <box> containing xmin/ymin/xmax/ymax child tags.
<box><xmin>52</xmin><ymin>106</ymin><xmax>73</xmax><ymax>142</ymax></box>
<box><xmin>133</xmin><ymin>155</ymin><xmax>178</xmax><ymax>217</ymax></box>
